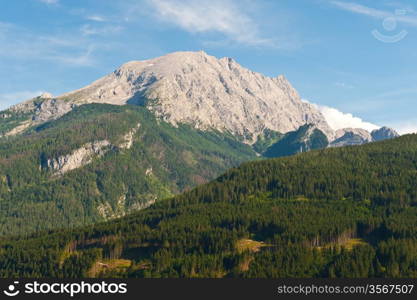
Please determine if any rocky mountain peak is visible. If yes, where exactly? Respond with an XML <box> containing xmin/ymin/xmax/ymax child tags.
<box><xmin>334</xmin><ymin>128</ymin><xmax>373</xmax><ymax>142</ymax></box>
<box><xmin>330</xmin><ymin>126</ymin><xmax>399</xmax><ymax>147</ymax></box>
<box><xmin>371</xmin><ymin>126</ymin><xmax>400</xmax><ymax>141</ymax></box>
<box><xmin>40</xmin><ymin>92</ymin><xmax>53</xmax><ymax>99</ymax></box>
<box><xmin>4</xmin><ymin>51</ymin><xmax>399</xmax><ymax>146</ymax></box>
<box><xmin>55</xmin><ymin>51</ymin><xmax>334</xmax><ymax>142</ymax></box>
<box><xmin>331</xmin><ymin>128</ymin><xmax>373</xmax><ymax>147</ymax></box>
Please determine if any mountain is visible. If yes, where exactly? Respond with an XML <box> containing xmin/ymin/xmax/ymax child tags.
<box><xmin>371</xmin><ymin>126</ymin><xmax>400</xmax><ymax>141</ymax></box>
<box><xmin>330</xmin><ymin>128</ymin><xmax>373</xmax><ymax>147</ymax></box>
<box><xmin>1</xmin><ymin>51</ymin><xmax>399</xmax><ymax>147</ymax></box>
<box><xmin>1</xmin><ymin>134</ymin><xmax>417</xmax><ymax>278</ymax></box>
<box><xmin>1</xmin><ymin>51</ymin><xmax>333</xmax><ymax>141</ymax></box>
<box><xmin>260</xmin><ymin>124</ymin><xmax>398</xmax><ymax>158</ymax></box>
<box><xmin>0</xmin><ymin>51</ymin><xmax>401</xmax><ymax>236</ymax></box>
<box><xmin>251</xmin><ymin>128</ymin><xmax>283</xmax><ymax>154</ymax></box>
<box><xmin>330</xmin><ymin>127</ymin><xmax>400</xmax><ymax>147</ymax></box>
<box><xmin>263</xmin><ymin>124</ymin><xmax>329</xmax><ymax>157</ymax></box>
<box><xmin>0</xmin><ymin>104</ymin><xmax>258</xmax><ymax>236</ymax></box>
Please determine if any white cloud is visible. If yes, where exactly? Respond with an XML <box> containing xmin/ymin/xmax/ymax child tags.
<box><xmin>0</xmin><ymin>22</ymin><xmax>95</xmax><ymax>67</ymax></box>
<box><xmin>0</xmin><ymin>91</ymin><xmax>44</xmax><ymax>110</ymax></box>
<box><xmin>331</xmin><ymin>1</ymin><xmax>387</xmax><ymax>18</ymax></box>
<box><xmin>47</xmin><ymin>45</ymin><xmax>95</xmax><ymax>66</ymax></box>
<box><xmin>147</xmin><ymin>0</ymin><xmax>272</xmax><ymax>46</ymax></box>
<box><xmin>80</xmin><ymin>24</ymin><xmax>123</xmax><ymax>36</ymax></box>
<box><xmin>318</xmin><ymin>105</ymin><xmax>380</xmax><ymax>131</ymax></box>
<box><xmin>303</xmin><ymin>99</ymin><xmax>380</xmax><ymax>131</ymax></box>
<box><xmin>331</xmin><ymin>1</ymin><xmax>417</xmax><ymax>27</ymax></box>
<box><xmin>86</xmin><ymin>15</ymin><xmax>107</xmax><ymax>22</ymax></box>
<box><xmin>388</xmin><ymin>121</ymin><xmax>417</xmax><ymax>135</ymax></box>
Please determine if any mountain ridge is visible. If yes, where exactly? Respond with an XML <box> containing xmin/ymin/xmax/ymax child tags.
<box><xmin>3</xmin><ymin>51</ymin><xmax>333</xmax><ymax>141</ymax></box>
<box><xmin>57</xmin><ymin>51</ymin><xmax>334</xmax><ymax>141</ymax></box>
<box><xmin>1</xmin><ymin>51</ymin><xmax>399</xmax><ymax>145</ymax></box>
<box><xmin>0</xmin><ymin>104</ymin><xmax>258</xmax><ymax>236</ymax></box>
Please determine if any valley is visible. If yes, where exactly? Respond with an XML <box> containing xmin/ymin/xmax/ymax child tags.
<box><xmin>0</xmin><ymin>51</ymin><xmax>410</xmax><ymax>279</ymax></box>
<box><xmin>1</xmin><ymin>134</ymin><xmax>416</xmax><ymax>278</ymax></box>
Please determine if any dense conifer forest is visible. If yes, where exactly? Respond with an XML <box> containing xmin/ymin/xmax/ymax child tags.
<box><xmin>0</xmin><ymin>104</ymin><xmax>257</xmax><ymax>236</ymax></box>
<box><xmin>1</xmin><ymin>134</ymin><xmax>416</xmax><ymax>278</ymax></box>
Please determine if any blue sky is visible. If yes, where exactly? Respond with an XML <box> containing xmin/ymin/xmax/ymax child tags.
<box><xmin>0</xmin><ymin>0</ymin><xmax>416</xmax><ymax>133</ymax></box>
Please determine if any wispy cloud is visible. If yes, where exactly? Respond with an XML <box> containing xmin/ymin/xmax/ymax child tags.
<box><xmin>332</xmin><ymin>1</ymin><xmax>387</xmax><ymax>18</ymax></box>
<box><xmin>80</xmin><ymin>24</ymin><xmax>124</xmax><ymax>36</ymax></box>
<box><xmin>0</xmin><ymin>91</ymin><xmax>44</xmax><ymax>110</ymax></box>
<box><xmin>147</xmin><ymin>0</ymin><xmax>274</xmax><ymax>46</ymax></box>
<box><xmin>331</xmin><ymin>1</ymin><xmax>417</xmax><ymax>27</ymax></box>
<box><xmin>0</xmin><ymin>22</ymin><xmax>95</xmax><ymax>66</ymax></box>
<box><xmin>86</xmin><ymin>15</ymin><xmax>107</xmax><ymax>22</ymax></box>
<box><xmin>38</xmin><ymin>0</ymin><xmax>59</xmax><ymax>5</ymax></box>
<box><xmin>46</xmin><ymin>45</ymin><xmax>95</xmax><ymax>66</ymax></box>
<box><xmin>369</xmin><ymin>87</ymin><xmax>417</xmax><ymax>99</ymax></box>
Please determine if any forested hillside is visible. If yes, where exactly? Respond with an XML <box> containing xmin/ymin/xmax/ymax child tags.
<box><xmin>1</xmin><ymin>134</ymin><xmax>416</xmax><ymax>278</ymax></box>
<box><xmin>263</xmin><ymin>124</ymin><xmax>328</xmax><ymax>157</ymax></box>
<box><xmin>0</xmin><ymin>104</ymin><xmax>257</xmax><ymax>236</ymax></box>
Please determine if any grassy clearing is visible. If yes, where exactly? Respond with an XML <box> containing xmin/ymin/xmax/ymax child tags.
<box><xmin>236</xmin><ymin>239</ymin><xmax>269</xmax><ymax>254</ymax></box>
<box><xmin>316</xmin><ymin>238</ymin><xmax>369</xmax><ymax>251</ymax></box>
<box><xmin>87</xmin><ymin>259</ymin><xmax>132</xmax><ymax>277</ymax></box>
<box><xmin>342</xmin><ymin>238</ymin><xmax>369</xmax><ymax>250</ymax></box>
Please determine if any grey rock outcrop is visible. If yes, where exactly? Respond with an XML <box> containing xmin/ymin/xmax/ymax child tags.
<box><xmin>5</xmin><ymin>94</ymin><xmax>74</xmax><ymax>136</ymax></box>
<box><xmin>33</xmin><ymin>99</ymin><xmax>74</xmax><ymax>122</ymax></box>
<box><xmin>331</xmin><ymin>128</ymin><xmax>373</xmax><ymax>147</ymax></box>
<box><xmin>118</xmin><ymin>123</ymin><xmax>140</xmax><ymax>150</ymax></box>
<box><xmin>39</xmin><ymin>92</ymin><xmax>53</xmax><ymax>99</ymax></box>
<box><xmin>44</xmin><ymin>123</ymin><xmax>140</xmax><ymax>175</ymax></box>
<box><xmin>371</xmin><ymin>127</ymin><xmax>400</xmax><ymax>141</ymax></box>
<box><xmin>331</xmin><ymin>127</ymin><xmax>399</xmax><ymax>147</ymax></box>
<box><xmin>46</xmin><ymin>140</ymin><xmax>111</xmax><ymax>175</ymax></box>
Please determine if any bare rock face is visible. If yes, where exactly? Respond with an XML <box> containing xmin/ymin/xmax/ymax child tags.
<box><xmin>5</xmin><ymin>52</ymin><xmax>396</xmax><ymax>145</ymax></box>
<box><xmin>40</xmin><ymin>92</ymin><xmax>53</xmax><ymax>99</ymax></box>
<box><xmin>58</xmin><ymin>51</ymin><xmax>334</xmax><ymax>142</ymax></box>
<box><xmin>118</xmin><ymin>123</ymin><xmax>140</xmax><ymax>150</ymax></box>
<box><xmin>33</xmin><ymin>99</ymin><xmax>74</xmax><ymax>122</ymax></box>
<box><xmin>331</xmin><ymin>128</ymin><xmax>373</xmax><ymax>147</ymax></box>
<box><xmin>9</xmin><ymin>92</ymin><xmax>54</xmax><ymax>113</ymax></box>
<box><xmin>334</xmin><ymin>128</ymin><xmax>373</xmax><ymax>141</ymax></box>
<box><xmin>5</xmin><ymin>94</ymin><xmax>74</xmax><ymax>136</ymax></box>
<box><xmin>371</xmin><ymin>127</ymin><xmax>399</xmax><ymax>141</ymax></box>
<box><xmin>46</xmin><ymin>140</ymin><xmax>111</xmax><ymax>175</ymax></box>
<box><xmin>10</xmin><ymin>96</ymin><xmax>73</xmax><ymax>122</ymax></box>
<box><xmin>44</xmin><ymin>124</ymin><xmax>140</xmax><ymax>175</ymax></box>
